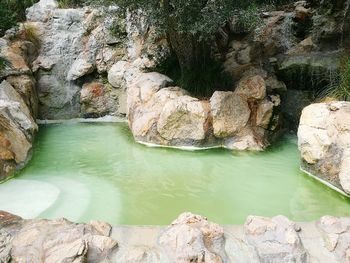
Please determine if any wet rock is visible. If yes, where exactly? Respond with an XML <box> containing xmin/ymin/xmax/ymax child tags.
<box><xmin>298</xmin><ymin>102</ymin><xmax>350</xmax><ymax>194</ymax></box>
<box><xmin>281</xmin><ymin>89</ymin><xmax>311</xmax><ymax>131</ymax></box>
<box><xmin>317</xmin><ymin>216</ymin><xmax>350</xmax><ymax>263</ymax></box>
<box><xmin>159</xmin><ymin>212</ymin><xmax>225</xmax><ymax>263</ymax></box>
<box><xmin>210</xmin><ymin>91</ymin><xmax>250</xmax><ymax>138</ymax></box>
<box><xmin>24</xmin><ymin>0</ymin><xmax>169</xmax><ymax>120</ymax></box>
<box><xmin>244</xmin><ymin>215</ymin><xmax>308</xmax><ymax>263</ymax></box>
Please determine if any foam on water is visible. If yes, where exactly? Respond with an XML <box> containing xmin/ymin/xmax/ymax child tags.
<box><xmin>0</xmin><ymin>179</ymin><xmax>60</xmax><ymax>218</ymax></box>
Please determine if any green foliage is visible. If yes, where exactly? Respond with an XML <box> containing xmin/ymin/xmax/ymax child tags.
<box><xmin>23</xmin><ymin>24</ymin><xmax>41</xmax><ymax>49</ymax></box>
<box><xmin>0</xmin><ymin>0</ymin><xmax>39</xmax><ymax>36</ymax></box>
<box><xmin>0</xmin><ymin>6</ymin><xmax>16</xmax><ymax>36</ymax></box>
<box><xmin>318</xmin><ymin>56</ymin><xmax>350</xmax><ymax>101</ymax></box>
<box><xmin>57</xmin><ymin>0</ymin><xmax>86</xmax><ymax>8</ymax></box>
<box><xmin>151</xmin><ymin>52</ymin><xmax>232</xmax><ymax>97</ymax></box>
<box><xmin>330</xmin><ymin>57</ymin><xmax>350</xmax><ymax>101</ymax></box>
<box><xmin>0</xmin><ymin>57</ymin><xmax>7</xmax><ymax>71</ymax></box>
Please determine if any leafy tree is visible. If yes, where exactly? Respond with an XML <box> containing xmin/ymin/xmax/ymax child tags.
<box><xmin>101</xmin><ymin>0</ymin><xmax>291</xmax><ymax>95</ymax></box>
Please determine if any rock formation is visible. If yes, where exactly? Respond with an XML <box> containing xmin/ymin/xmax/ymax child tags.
<box><xmin>25</xmin><ymin>0</ymin><xmax>169</xmax><ymax>119</ymax></box>
<box><xmin>0</xmin><ymin>29</ymin><xmax>38</xmax><ymax>180</ymax></box>
<box><xmin>1</xmin><ymin>211</ymin><xmax>350</xmax><ymax>262</ymax></box>
<box><xmin>298</xmin><ymin>101</ymin><xmax>350</xmax><ymax>195</ymax></box>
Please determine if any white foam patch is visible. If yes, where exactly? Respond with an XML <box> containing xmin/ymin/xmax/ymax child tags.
<box><xmin>40</xmin><ymin>175</ymin><xmax>91</xmax><ymax>222</ymax></box>
<box><xmin>0</xmin><ymin>179</ymin><xmax>60</xmax><ymax>219</ymax></box>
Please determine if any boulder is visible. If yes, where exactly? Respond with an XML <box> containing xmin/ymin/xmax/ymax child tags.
<box><xmin>0</xmin><ymin>212</ymin><xmax>118</xmax><ymax>263</ymax></box>
<box><xmin>157</xmin><ymin>96</ymin><xmax>210</xmax><ymax>142</ymax></box>
<box><xmin>108</xmin><ymin>61</ymin><xmax>129</xmax><ymax>88</ymax></box>
<box><xmin>256</xmin><ymin>99</ymin><xmax>275</xmax><ymax>129</ymax></box>
<box><xmin>244</xmin><ymin>215</ymin><xmax>308</xmax><ymax>263</ymax></box>
<box><xmin>80</xmin><ymin>81</ymin><xmax>121</xmax><ymax>117</ymax></box>
<box><xmin>298</xmin><ymin>102</ymin><xmax>350</xmax><ymax>194</ymax></box>
<box><xmin>317</xmin><ymin>216</ymin><xmax>350</xmax><ymax>263</ymax></box>
<box><xmin>210</xmin><ymin>91</ymin><xmax>250</xmax><ymax>138</ymax></box>
<box><xmin>234</xmin><ymin>75</ymin><xmax>266</xmax><ymax>100</ymax></box>
<box><xmin>129</xmin><ymin>87</ymin><xmax>186</xmax><ymax>139</ymax></box>
<box><xmin>0</xmin><ymin>81</ymin><xmax>37</xmax><ymax>180</ymax></box>
<box><xmin>159</xmin><ymin>212</ymin><xmax>225</xmax><ymax>263</ymax></box>
<box><xmin>6</xmin><ymin>75</ymin><xmax>38</xmax><ymax>117</ymax></box>
<box><xmin>67</xmin><ymin>58</ymin><xmax>95</xmax><ymax>81</ymax></box>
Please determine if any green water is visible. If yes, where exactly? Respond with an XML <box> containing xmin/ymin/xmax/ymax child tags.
<box><xmin>0</xmin><ymin>122</ymin><xmax>350</xmax><ymax>225</ymax></box>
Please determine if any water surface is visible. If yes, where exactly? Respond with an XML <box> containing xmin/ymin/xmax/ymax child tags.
<box><xmin>0</xmin><ymin>122</ymin><xmax>349</xmax><ymax>225</ymax></box>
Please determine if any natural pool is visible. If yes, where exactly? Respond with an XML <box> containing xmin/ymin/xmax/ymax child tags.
<box><xmin>0</xmin><ymin>122</ymin><xmax>350</xmax><ymax>225</ymax></box>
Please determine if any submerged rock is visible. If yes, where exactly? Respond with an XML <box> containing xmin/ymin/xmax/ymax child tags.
<box><xmin>298</xmin><ymin>101</ymin><xmax>350</xmax><ymax>195</ymax></box>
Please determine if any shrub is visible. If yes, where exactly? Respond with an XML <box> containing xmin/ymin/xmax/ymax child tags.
<box><xmin>22</xmin><ymin>24</ymin><xmax>41</xmax><ymax>49</ymax></box>
<box><xmin>0</xmin><ymin>57</ymin><xmax>8</xmax><ymax>71</ymax></box>
<box><xmin>57</xmin><ymin>0</ymin><xmax>86</xmax><ymax>8</ymax></box>
<box><xmin>0</xmin><ymin>0</ymin><xmax>39</xmax><ymax>36</ymax></box>
<box><xmin>318</xmin><ymin>56</ymin><xmax>350</xmax><ymax>101</ymax></box>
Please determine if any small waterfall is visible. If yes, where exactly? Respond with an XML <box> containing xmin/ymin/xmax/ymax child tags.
<box><xmin>280</xmin><ymin>13</ymin><xmax>295</xmax><ymax>51</ymax></box>
<box><xmin>340</xmin><ymin>0</ymin><xmax>350</xmax><ymax>47</ymax></box>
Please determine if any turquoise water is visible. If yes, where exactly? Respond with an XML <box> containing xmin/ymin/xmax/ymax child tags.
<box><xmin>0</xmin><ymin>122</ymin><xmax>349</xmax><ymax>225</ymax></box>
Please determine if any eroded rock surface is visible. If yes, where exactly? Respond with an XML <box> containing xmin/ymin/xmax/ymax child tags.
<box><xmin>317</xmin><ymin>216</ymin><xmax>350</xmax><ymax>263</ymax></box>
<box><xmin>244</xmin><ymin>215</ymin><xmax>308</xmax><ymax>263</ymax></box>
<box><xmin>124</xmin><ymin>71</ymin><xmax>280</xmax><ymax>149</ymax></box>
<box><xmin>0</xmin><ymin>211</ymin><xmax>117</xmax><ymax>263</ymax></box>
<box><xmin>298</xmin><ymin>101</ymin><xmax>350</xmax><ymax>195</ymax></box>
<box><xmin>1</xmin><ymin>211</ymin><xmax>348</xmax><ymax>263</ymax></box>
<box><xmin>158</xmin><ymin>212</ymin><xmax>226</xmax><ymax>263</ymax></box>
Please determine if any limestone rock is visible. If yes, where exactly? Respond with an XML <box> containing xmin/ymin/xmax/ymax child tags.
<box><xmin>80</xmin><ymin>81</ymin><xmax>121</xmax><ymax>117</ymax></box>
<box><xmin>129</xmin><ymin>87</ymin><xmax>186</xmax><ymax>139</ymax></box>
<box><xmin>0</xmin><ymin>81</ymin><xmax>37</xmax><ymax>177</ymax></box>
<box><xmin>224</xmin><ymin>128</ymin><xmax>267</xmax><ymax>151</ymax></box>
<box><xmin>0</xmin><ymin>212</ymin><xmax>118</xmax><ymax>263</ymax></box>
<box><xmin>6</xmin><ymin>75</ymin><xmax>38</xmax><ymax>117</ymax></box>
<box><xmin>298</xmin><ymin>102</ymin><xmax>350</xmax><ymax>194</ymax></box>
<box><xmin>235</xmin><ymin>75</ymin><xmax>266</xmax><ymax>100</ymax></box>
<box><xmin>157</xmin><ymin>96</ymin><xmax>210</xmax><ymax>142</ymax></box>
<box><xmin>244</xmin><ymin>215</ymin><xmax>308</xmax><ymax>263</ymax></box>
<box><xmin>159</xmin><ymin>212</ymin><xmax>225</xmax><ymax>263</ymax></box>
<box><xmin>317</xmin><ymin>216</ymin><xmax>350</xmax><ymax>263</ymax></box>
<box><xmin>210</xmin><ymin>91</ymin><xmax>250</xmax><ymax>138</ymax></box>
<box><xmin>67</xmin><ymin>58</ymin><xmax>95</xmax><ymax>81</ymax></box>
<box><xmin>108</xmin><ymin>61</ymin><xmax>129</xmax><ymax>88</ymax></box>
<box><xmin>256</xmin><ymin>99</ymin><xmax>275</xmax><ymax>129</ymax></box>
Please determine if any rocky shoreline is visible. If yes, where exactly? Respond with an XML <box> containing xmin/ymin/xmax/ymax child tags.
<box><xmin>1</xmin><ymin>211</ymin><xmax>350</xmax><ymax>263</ymax></box>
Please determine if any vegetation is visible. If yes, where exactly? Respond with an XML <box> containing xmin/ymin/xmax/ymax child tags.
<box><xmin>0</xmin><ymin>0</ymin><xmax>39</xmax><ymax>36</ymax></box>
<box><xmin>22</xmin><ymin>24</ymin><xmax>41</xmax><ymax>48</ymax></box>
<box><xmin>318</xmin><ymin>56</ymin><xmax>350</xmax><ymax>101</ymax></box>
<box><xmin>0</xmin><ymin>0</ymin><xmax>294</xmax><ymax>95</ymax></box>
<box><xmin>330</xmin><ymin>57</ymin><xmax>350</xmax><ymax>101</ymax></box>
<box><xmin>0</xmin><ymin>57</ymin><xmax>7</xmax><ymax>71</ymax></box>
<box><xmin>57</xmin><ymin>0</ymin><xmax>86</xmax><ymax>8</ymax></box>
<box><xmin>90</xmin><ymin>0</ymin><xmax>294</xmax><ymax>96</ymax></box>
